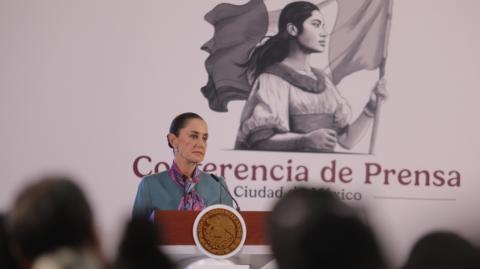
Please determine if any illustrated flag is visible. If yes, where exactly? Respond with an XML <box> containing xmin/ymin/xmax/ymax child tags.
<box><xmin>201</xmin><ymin>0</ymin><xmax>392</xmax><ymax>112</ymax></box>
<box><xmin>201</xmin><ymin>0</ymin><xmax>268</xmax><ymax>112</ymax></box>
<box><xmin>328</xmin><ymin>0</ymin><xmax>392</xmax><ymax>85</ymax></box>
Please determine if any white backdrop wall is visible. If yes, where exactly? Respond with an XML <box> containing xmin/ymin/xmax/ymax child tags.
<box><xmin>1</xmin><ymin>0</ymin><xmax>480</xmax><ymax>267</ymax></box>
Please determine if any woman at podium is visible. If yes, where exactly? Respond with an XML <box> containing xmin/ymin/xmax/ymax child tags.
<box><xmin>133</xmin><ymin>112</ymin><xmax>233</xmax><ymax>217</ymax></box>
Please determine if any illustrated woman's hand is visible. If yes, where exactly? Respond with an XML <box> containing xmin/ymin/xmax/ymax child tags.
<box><xmin>364</xmin><ymin>79</ymin><xmax>388</xmax><ymax>117</ymax></box>
<box><xmin>303</xmin><ymin>128</ymin><xmax>337</xmax><ymax>152</ymax></box>
<box><xmin>369</xmin><ymin>79</ymin><xmax>388</xmax><ymax>106</ymax></box>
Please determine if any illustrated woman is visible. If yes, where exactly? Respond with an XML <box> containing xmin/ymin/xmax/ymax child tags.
<box><xmin>133</xmin><ymin>112</ymin><xmax>233</xmax><ymax>217</ymax></box>
<box><xmin>235</xmin><ymin>1</ymin><xmax>387</xmax><ymax>152</ymax></box>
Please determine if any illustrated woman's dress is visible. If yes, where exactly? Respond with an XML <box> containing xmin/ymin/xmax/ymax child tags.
<box><xmin>235</xmin><ymin>63</ymin><xmax>352</xmax><ymax>150</ymax></box>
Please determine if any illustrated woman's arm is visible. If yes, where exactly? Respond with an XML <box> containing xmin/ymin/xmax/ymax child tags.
<box><xmin>338</xmin><ymin>79</ymin><xmax>387</xmax><ymax>149</ymax></box>
<box><xmin>251</xmin><ymin>128</ymin><xmax>337</xmax><ymax>152</ymax></box>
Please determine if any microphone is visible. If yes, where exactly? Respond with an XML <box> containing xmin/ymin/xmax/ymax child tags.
<box><xmin>210</xmin><ymin>173</ymin><xmax>241</xmax><ymax>211</ymax></box>
<box><xmin>182</xmin><ymin>175</ymin><xmax>188</xmax><ymax>211</ymax></box>
<box><xmin>181</xmin><ymin>174</ymin><xmax>191</xmax><ymax>211</ymax></box>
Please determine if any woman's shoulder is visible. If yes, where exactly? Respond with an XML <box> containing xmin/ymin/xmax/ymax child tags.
<box><xmin>140</xmin><ymin>171</ymin><xmax>170</xmax><ymax>184</ymax></box>
<box><xmin>199</xmin><ymin>172</ymin><xmax>229</xmax><ymax>189</ymax></box>
<box><xmin>255</xmin><ymin>72</ymin><xmax>292</xmax><ymax>86</ymax></box>
<box><xmin>199</xmin><ymin>172</ymin><xmax>220</xmax><ymax>183</ymax></box>
<box><xmin>251</xmin><ymin>72</ymin><xmax>293</xmax><ymax>97</ymax></box>
<box><xmin>138</xmin><ymin>171</ymin><xmax>178</xmax><ymax>195</ymax></box>
<box><xmin>311</xmin><ymin>67</ymin><xmax>335</xmax><ymax>86</ymax></box>
<box><xmin>259</xmin><ymin>63</ymin><xmax>331</xmax><ymax>94</ymax></box>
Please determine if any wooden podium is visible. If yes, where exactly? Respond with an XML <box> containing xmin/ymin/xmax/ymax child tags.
<box><xmin>154</xmin><ymin>210</ymin><xmax>270</xmax><ymax>245</ymax></box>
<box><xmin>153</xmin><ymin>210</ymin><xmax>273</xmax><ymax>269</ymax></box>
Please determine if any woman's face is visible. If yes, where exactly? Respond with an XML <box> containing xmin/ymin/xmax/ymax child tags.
<box><xmin>171</xmin><ymin>118</ymin><xmax>208</xmax><ymax>164</ymax></box>
<box><xmin>297</xmin><ymin>10</ymin><xmax>327</xmax><ymax>53</ymax></box>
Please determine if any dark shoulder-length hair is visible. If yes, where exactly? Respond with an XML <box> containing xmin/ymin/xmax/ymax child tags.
<box><xmin>244</xmin><ymin>1</ymin><xmax>319</xmax><ymax>80</ymax></box>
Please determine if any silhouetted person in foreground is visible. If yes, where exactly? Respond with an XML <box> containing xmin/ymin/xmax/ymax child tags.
<box><xmin>402</xmin><ymin>231</ymin><xmax>480</xmax><ymax>269</ymax></box>
<box><xmin>6</xmin><ymin>176</ymin><xmax>105</xmax><ymax>269</ymax></box>
<box><xmin>0</xmin><ymin>214</ymin><xmax>21</xmax><ymax>269</ymax></box>
<box><xmin>269</xmin><ymin>188</ymin><xmax>388</xmax><ymax>269</ymax></box>
<box><xmin>113</xmin><ymin>216</ymin><xmax>175</xmax><ymax>269</ymax></box>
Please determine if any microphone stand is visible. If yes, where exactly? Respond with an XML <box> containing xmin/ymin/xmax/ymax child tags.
<box><xmin>210</xmin><ymin>173</ymin><xmax>241</xmax><ymax>211</ymax></box>
<box><xmin>182</xmin><ymin>175</ymin><xmax>188</xmax><ymax>211</ymax></box>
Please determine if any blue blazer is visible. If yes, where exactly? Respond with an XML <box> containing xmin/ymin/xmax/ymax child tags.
<box><xmin>132</xmin><ymin>171</ymin><xmax>233</xmax><ymax>216</ymax></box>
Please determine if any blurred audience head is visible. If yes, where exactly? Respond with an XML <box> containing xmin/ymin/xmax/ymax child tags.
<box><xmin>269</xmin><ymin>188</ymin><xmax>388</xmax><ymax>269</ymax></box>
<box><xmin>114</xmin><ymin>216</ymin><xmax>175</xmax><ymax>269</ymax></box>
<box><xmin>403</xmin><ymin>231</ymin><xmax>480</xmax><ymax>269</ymax></box>
<box><xmin>0</xmin><ymin>214</ymin><xmax>21</xmax><ymax>269</ymax></box>
<box><xmin>6</xmin><ymin>176</ymin><xmax>103</xmax><ymax>268</ymax></box>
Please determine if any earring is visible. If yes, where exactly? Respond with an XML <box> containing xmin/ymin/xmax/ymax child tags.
<box><xmin>175</xmin><ymin>147</ymin><xmax>179</xmax><ymax>153</ymax></box>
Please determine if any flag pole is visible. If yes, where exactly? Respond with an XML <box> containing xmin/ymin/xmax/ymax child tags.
<box><xmin>369</xmin><ymin>1</ymin><xmax>394</xmax><ymax>155</ymax></box>
<box><xmin>368</xmin><ymin>58</ymin><xmax>385</xmax><ymax>154</ymax></box>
